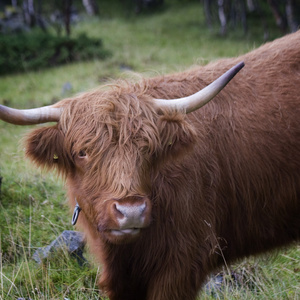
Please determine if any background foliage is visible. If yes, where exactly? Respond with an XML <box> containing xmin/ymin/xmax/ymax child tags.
<box><xmin>0</xmin><ymin>32</ymin><xmax>109</xmax><ymax>75</ymax></box>
<box><xmin>0</xmin><ymin>0</ymin><xmax>299</xmax><ymax>75</ymax></box>
<box><xmin>0</xmin><ymin>0</ymin><xmax>299</xmax><ymax>299</ymax></box>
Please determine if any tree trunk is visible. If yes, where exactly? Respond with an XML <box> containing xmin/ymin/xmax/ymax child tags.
<box><xmin>11</xmin><ymin>0</ymin><xmax>18</xmax><ymax>8</ymax></box>
<box><xmin>286</xmin><ymin>0</ymin><xmax>298</xmax><ymax>32</ymax></box>
<box><xmin>63</xmin><ymin>0</ymin><xmax>72</xmax><ymax>37</ymax></box>
<box><xmin>246</xmin><ymin>0</ymin><xmax>255</xmax><ymax>12</ymax></box>
<box><xmin>36</xmin><ymin>0</ymin><xmax>47</xmax><ymax>32</ymax></box>
<box><xmin>236</xmin><ymin>0</ymin><xmax>247</xmax><ymax>34</ymax></box>
<box><xmin>218</xmin><ymin>0</ymin><xmax>227</xmax><ymax>35</ymax></box>
<box><xmin>23</xmin><ymin>0</ymin><xmax>36</xmax><ymax>27</ymax></box>
<box><xmin>82</xmin><ymin>0</ymin><xmax>99</xmax><ymax>16</ymax></box>
<box><xmin>203</xmin><ymin>0</ymin><xmax>213</xmax><ymax>29</ymax></box>
<box><xmin>267</xmin><ymin>0</ymin><xmax>287</xmax><ymax>32</ymax></box>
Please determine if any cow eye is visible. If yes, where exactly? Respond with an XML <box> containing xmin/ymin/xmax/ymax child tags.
<box><xmin>78</xmin><ymin>150</ymin><xmax>87</xmax><ymax>158</ymax></box>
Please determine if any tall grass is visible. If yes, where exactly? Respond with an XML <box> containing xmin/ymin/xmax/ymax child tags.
<box><xmin>0</xmin><ymin>1</ymin><xmax>299</xmax><ymax>299</ymax></box>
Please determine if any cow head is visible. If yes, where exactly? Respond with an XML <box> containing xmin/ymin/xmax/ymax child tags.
<box><xmin>0</xmin><ymin>62</ymin><xmax>244</xmax><ymax>244</ymax></box>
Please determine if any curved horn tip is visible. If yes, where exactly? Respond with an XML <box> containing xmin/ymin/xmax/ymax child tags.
<box><xmin>217</xmin><ymin>61</ymin><xmax>245</xmax><ymax>89</ymax></box>
<box><xmin>0</xmin><ymin>104</ymin><xmax>17</xmax><ymax>124</ymax></box>
<box><xmin>236</xmin><ymin>61</ymin><xmax>245</xmax><ymax>70</ymax></box>
<box><xmin>153</xmin><ymin>61</ymin><xmax>245</xmax><ymax>113</ymax></box>
<box><xmin>0</xmin><ymin>104</ymin><xmax>62</xmax><ymax>125</ymax></box>
<box><xmin>231</xmin><ymin>61</ymin><xmax>245</xmax><ymax>76</ymax></box>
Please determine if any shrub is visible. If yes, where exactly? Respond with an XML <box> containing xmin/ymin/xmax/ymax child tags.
<box><xmin>0</xmin><ymin>32</ymin><xmax>110</xmax><ymax>75</ymax></box>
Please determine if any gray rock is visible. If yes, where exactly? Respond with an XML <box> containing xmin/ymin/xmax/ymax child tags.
<box><xmin>32</xmin><ymin>230</ymin><xmax>86</xmax><ymax>265</ymax></box>
<box><xmin>205</xmin><ymin>272</ymin><xmax>241</xmax><ymax>296</ymax></box>
<box><xmin>205</xmin><ymin>274</ymin><xmax>225</xmax><ymax>295</ymax></box>
<box><xmin>61</xmin><ymin>82</ymin><xmax>73</xmax><ymax>96</ymax></box>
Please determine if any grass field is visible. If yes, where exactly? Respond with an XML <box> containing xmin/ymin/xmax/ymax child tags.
<box><xmin>0</xmin><ymin>1</ymin><xmax>299</xmax><ymax>299</ymax></box>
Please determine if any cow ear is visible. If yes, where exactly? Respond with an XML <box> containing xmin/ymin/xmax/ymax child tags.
<box><xmin>24</xmin><ymin>125</ymin><xmax>73</xmax><ymax>174</ymax></box>
<box><xmin>157</xmin><ymin>112</ymin><xmax>196</xmax><ymax>161</ymax></box>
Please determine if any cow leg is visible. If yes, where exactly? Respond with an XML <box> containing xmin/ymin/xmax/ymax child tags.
<box><xmin>146</xmin><ymin>266</ymin><xmax>204</xmax><ymax>300</ymax></box>
<box><xmin>98</xmin><ymin>262</ymin><xmax>148</xmax><ymax>300</ymax></box>
<box><xmin>98</xmin><ymin>239</ymin><xmax>207</xmax><ymax>300</ymax></box>
<box><xmin>100</xmin><ymin>267</ymin><xmax>202</xmax><ymax>300</ymax></box>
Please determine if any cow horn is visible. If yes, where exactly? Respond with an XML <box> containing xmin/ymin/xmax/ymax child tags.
<box><xmin>153</xmin><ymin>61</ymin><xmax>245</xmax><ymax>113</ymax></box>
<box><xmin>0</xmin><ymin>104</ymin><xmax>62</xmax><ymax>125</ymax></box>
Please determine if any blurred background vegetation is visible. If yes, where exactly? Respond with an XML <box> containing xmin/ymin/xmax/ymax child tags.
<box><xmin>0</xmin><ymin>0</ymin><xmax>299</xmax><ymax>299</ymax></box>
<box><xmin>0</xmin><ymin>0</ymin><xmax>299</xmax><ymax>74</ymax></box>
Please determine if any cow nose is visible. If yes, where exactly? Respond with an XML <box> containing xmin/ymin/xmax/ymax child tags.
<box><xmin>113</xmin><ymin>200</ymin><xmax>148</xmax><ymax>229</ymax></box>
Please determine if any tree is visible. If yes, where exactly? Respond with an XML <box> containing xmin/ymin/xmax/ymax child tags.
<box><xmin>22</xmin><ymin>0</ymin><xmax>35</xmax><ymax>27</ymax></box>
<box><xmin>82</xmin><ymin>0</ymin><xmax>99</xmax><ymax>15</ymax></box>
<box><xmin>202</xmin><ymin>0</ymin><xmax>300</xmax><ymax>37</ymax></box>
<box><xmin>63</xmin><ymin>0</ymin><xmax>72</xmax><ymax>37</ymax></box>
<box><xmin>284</xmin><ymin>0</ymin><xmax>298</xmax><ymax>32</ymax></box>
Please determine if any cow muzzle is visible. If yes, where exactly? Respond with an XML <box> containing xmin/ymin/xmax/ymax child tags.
<box><xmin>102</xmin><ymin>196</ymin><xmax>152</xmax><ymax>241</ymax></box>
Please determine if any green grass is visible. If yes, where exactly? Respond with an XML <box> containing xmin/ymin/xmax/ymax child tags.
<box><xmin>0</xmin><ymin>1</ymin><xmax>299</xmax><ymax>299</ymax></box>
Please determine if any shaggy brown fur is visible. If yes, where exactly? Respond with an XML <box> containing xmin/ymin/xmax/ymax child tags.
<box><xmin>23</xmin><ymin>31</ymin><xmax>300</xmax><ymax>299</ymax></box>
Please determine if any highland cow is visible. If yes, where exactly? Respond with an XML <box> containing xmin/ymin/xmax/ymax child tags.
<box><xmin>1</xmin><ymin>31</ymin><xmax>299</xmax><ymax>300</ymax></box>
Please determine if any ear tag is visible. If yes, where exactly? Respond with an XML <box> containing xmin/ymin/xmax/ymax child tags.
<box><xmin>72</xmin><ymin>199</ymin><xmax>82</xmax><ymax>226</ymax></box>
<box><xmin>53</xmin><ymin>154</ymin><xmax>59</xmax><ymax>161</ymax></box>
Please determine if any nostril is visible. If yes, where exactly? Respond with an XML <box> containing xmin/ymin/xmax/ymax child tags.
<box><xmin>114</xmin><ymin>201</ymin><xmax>147</xmax><ymax>221</ymax></box>
<box><xmin>110</xmin><ymin>198</ymin><xmax>151</xmax><ymax>230</ymax></box>
<box><xmin>114</xmin><ymin>203</ymin><xmax>125</xmax><ymax>219</ymax></box>
<box><xmin>139</xmin><ymin>202</ymin><xmax>146</xmax><ymax>215</ymax></box>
